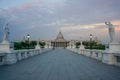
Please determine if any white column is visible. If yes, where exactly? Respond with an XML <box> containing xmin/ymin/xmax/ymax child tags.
<box><xmin>24</xmin><ymin>52</ymin><xmax>28</xmax><ymax>58</ymax></box>
<box><xmin>98</xmin><ymin>53</ymin><xmax>103</xmax><ymax>60</ymax></box>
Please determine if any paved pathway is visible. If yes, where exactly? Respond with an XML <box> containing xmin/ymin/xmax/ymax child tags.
<box><xmin>0</xmin><ymin>49</ymin><xmax>120</xmax><ymax>80</ymax></box>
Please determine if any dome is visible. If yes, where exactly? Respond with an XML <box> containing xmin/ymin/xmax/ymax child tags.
<box><xmin>55</xmin><ymin>31</ymin><xmax>66</xmax><ymax>42</ymax></box>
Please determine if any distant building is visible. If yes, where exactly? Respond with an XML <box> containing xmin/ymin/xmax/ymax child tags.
<box><xmin>42</xmin><ymin>31</ymin><xmax>79</xmax><ymax>48</ymax></box>
<box><xmin>51</xmin><ymin>31</ymin><xmax>69</xmax><ymax>48</ymax></box>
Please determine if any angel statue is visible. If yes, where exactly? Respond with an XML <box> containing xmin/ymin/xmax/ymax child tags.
<box><xmin>3</xmin><ymin>22</ymin><xmax>9</xmax><ymax>41</ymax></box>
<box><xmin>105</xmin><ymin>22</ymin><xmax>116</xmax><ymax>42</ymax></box>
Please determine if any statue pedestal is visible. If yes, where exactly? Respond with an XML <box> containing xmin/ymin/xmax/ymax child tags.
<box><xmin>0</xmin><ymin>41</ymin><xmax>11</xmax><ymax>53</ymax></box>
<box><xmin>67</xmin><ymin>46</ymin><xmax>70</xmax><ymax>49</ymax></box>
<box><xmin>108</xmin><ymin>42</ymin><xmax>120</xmax><ymax>53</ymax></box>
<box><xmin>45</xmin><ymin>45</ymin><xmax>48</xmax><ymax>49</ymax></box>
<box><xmin>49</xmin><ymin>46</ymin><xmax>52</xmax><ymax>49</ymax></box>
<box><xmin>79</xmin><ymin>45</ymin><xmax>85</xmax><ymax>54</ymax></box>
<box><xmin>72</xmin><ymin>45</ymin><xmax>76</xmax><ymax>49</ymax></box>
<box><xmin>66</xmin><ymin>45</ymin><xmax>69</xmax><ymax>48</ymax></box>
<box><xmin>79</xmin><ymin>45</ymin><xmax>85</xmax><ymax>50</ymax></box>
<box><xmin>0</xmin><ymin>40</ymin><xmax>17</xmax><ymax>64</ymax></box>
<box><xmin>35</xmin><ymin>45</ymin><xmax>41</xmax><ymax>50</ymax></box>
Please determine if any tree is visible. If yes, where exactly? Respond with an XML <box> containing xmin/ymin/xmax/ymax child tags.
<box><xmin>75</xmin><ymin>42</ymin><xmax>80</xmax><ymax>48</ymax></box>
<box><xmin>39</xmin><ymin>42</ymin><xmax>46</xmax><ymax>48</ymax></box>
<box><xmin>14</xmin><ymin>42</ymin><xmax>22</xmax><ymax>50</ymax></box>
<box><xmin>30</xmin><ymin>41</ymin><xmax>37</xmax><ymax>48</ymax></box>
<box><xmin>75</xmin><ymin>41</ymin><xmax>105</xmax><ymax>50</ymax></box>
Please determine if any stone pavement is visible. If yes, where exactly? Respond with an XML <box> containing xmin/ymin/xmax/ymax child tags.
<box><xmin>0</xmin><ymin>49</ymin><xmax>120</xmax><ymax>80</ymax></box>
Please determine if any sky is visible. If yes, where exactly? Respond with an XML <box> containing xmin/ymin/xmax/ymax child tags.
<box><xmin>0</xmin><ymin>0</ymin><xmax>120</xmax><ymax>43</ymax></box>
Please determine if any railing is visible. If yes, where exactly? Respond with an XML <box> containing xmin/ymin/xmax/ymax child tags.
<box><xmin>67</xmin><ymin>48</ymin><xmax>120</xmax><ymax>66</ymax></box>
<box><xmin>0</xmin><ymin>48</ymin><xmax>52</xmax><ymax>65</ymax></box>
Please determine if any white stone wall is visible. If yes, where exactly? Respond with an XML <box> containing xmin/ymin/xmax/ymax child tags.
<box><xmin>0</xmin><ymin>48</ymin><xmax>52</xmax><ymax>65</ymax></box>
<box><xmin>67</xmin><ymin>48</ymin><xmax>119</xmax><ymax>66</ymax></box>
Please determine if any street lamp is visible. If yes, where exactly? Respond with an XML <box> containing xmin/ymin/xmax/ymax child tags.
<box><xmin>27</xmin><ymin>34</ymin><xmax>30</xmax><ymax>49</ymax></box>
<box><xmin>90</xmin><ymin>34</ymin><xmax>93</xmax><ymax>49</ymax></box>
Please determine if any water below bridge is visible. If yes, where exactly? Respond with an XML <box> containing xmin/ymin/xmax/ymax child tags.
<box><xmin>0</xmin><ymin>49</ymin><xmax>120</xmax><ymax>80</ymax></box>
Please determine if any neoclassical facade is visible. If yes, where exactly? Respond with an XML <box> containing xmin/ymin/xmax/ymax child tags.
<box><xmin>51</xmin><ymin>31</ymin><xmax>69</xmax><ymax>48</ymax></box>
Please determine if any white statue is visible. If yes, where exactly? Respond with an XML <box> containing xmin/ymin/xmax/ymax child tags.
<box><xmin>79</xmin><ymin>41</ymin><xmax>85</xmax><ymax>50</ymax></box>
<box><xmin>45</xmin><ymin>44</ymin><xmax>48</xmax><ymax>48</ymax></box>
<box><xmin>105</xmin><ymin>22</ymin><xmax>116</xmax><ymax>42</ymax></box>
<box><xmin>0</xmin><ymin>22</ymin><xmax>11</xmax><ymax>53</ymax></box>
<box><xmin>35</xmin><ymin>40</ymin><xmax>41</xmax><ymax>50</ymax></box>
<box><xmin>3</xmin><ymin>22</ymin><xmax>9</xmax><ymax>42</ymax></box>
<box><xmin>81</xmin><ymin>41</ymin><xmax>83</xmax><ymax>45</ymax></box>
<box><xmin>37</xmin><ymin>40</ymin><xmax>39</xmax><ymax>45</ymax></box>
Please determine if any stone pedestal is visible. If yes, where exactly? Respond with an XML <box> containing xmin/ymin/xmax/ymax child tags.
<box><xmin>35</xmin><ymin>45</ymin><xmax>41</xmax><ymax>50</ymax></box>
<box><xmin>98</xmin><ymin>53</ymin><xmax>103</xmax><ymax>60</ymax></box>
<box><xmin>72</xmin><ymin>45</ymin><xmax>76</xmax><ymax>49</ymax></box>
<box><xmin>45</xmin><ymin>45</ymin><xmax>48</xmax><ymax>49</ymax></box>
<box><xmin>102</xmin><ymin>53</ymin><xmax>117</xmax><ymax>65</ymax></box>
<box><xmin>108</xmin><ymin>42</ymin><xmax>120</xmax><ymax>53</ymax></box>
<box><xmin>48</xmin><ymin>44</ymin><xmax>53</xmax><ymax>49</ymax></box>
<box><xmin>49</xmin><ymin>45</ymin><xmax>51</xmax><ymax>48</ymax></box>
<box><xmin>102</xmin><ymin>42</ymin><xmax>120</xmax><ymax>65</ymax></box>
<box><xmin>0</xmin><ymin>41</ymin><xmax>11</xmax><ymax>53</ymax></box>
<box><xmin>79</xmin><ymin>45</ymin><xmax>85</xmax><ymax>50</ymax></box>
<box><xmin>0</xmin><ymin>41</ymin><xmax>17</xmax><ymax>64</ymax></box>
<box><xmin>92</xmin><ymin>52</ymin><xmax>97</xmax><ymax>59</ymax></box>
<box><xmin>68</xmin><ymin>46</ymin><xmax>71</xmax><ymax>49</ymax></box>
<box><xmin>79</xmin><ymin>45</ymin><xmax>85</xmax><ymax>54</ymax></box>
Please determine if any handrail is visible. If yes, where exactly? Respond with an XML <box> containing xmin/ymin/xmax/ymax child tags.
<box><xmin>67</xmin><ymin>48</ymin><xmax>120</xmax><ymax>66</ymax></box>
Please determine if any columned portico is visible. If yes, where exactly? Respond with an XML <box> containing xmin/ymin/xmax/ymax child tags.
<box><xmin>53</xmin><ymin>42</ymin><xmax>68</xmax><ymax>48</ymax></box>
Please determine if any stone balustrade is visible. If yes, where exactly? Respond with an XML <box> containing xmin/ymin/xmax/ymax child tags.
<box><xmin>0</xmin><ymin>48</ymin><xmax>52</xmax><ymax>65</ymax></box>
<box><xmin>68</xmin><ymin>48</ymin><xmax>120</xmax><ymax>66</ymax></box>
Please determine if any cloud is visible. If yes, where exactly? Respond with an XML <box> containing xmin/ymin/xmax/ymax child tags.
<box><xmin>0</xmin><ymin>0</ymin><xmax>120</xmax><ymax>42</ymax></box>
<box><xmin>60</xmin><ymin>25</ymin><xmax>96</xmax><ymax>31</ymax></box>
<box><xmin>60</xmin><ymin>21</ymin><xmax>120</xmax><ymax>43</ymax></box>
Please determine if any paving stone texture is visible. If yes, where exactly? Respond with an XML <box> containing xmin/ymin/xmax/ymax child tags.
<box><xmin>0</xmin><ymin>49</ymin><xmax>120</xmax><ymax>80</ymax></box>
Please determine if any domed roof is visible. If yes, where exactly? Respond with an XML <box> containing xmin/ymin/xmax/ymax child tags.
<box><xmin>55</xmin><ymin>31</ymin><xmax>66</xmax><ymax>42</ymax></box>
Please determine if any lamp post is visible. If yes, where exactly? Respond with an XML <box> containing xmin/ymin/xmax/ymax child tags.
<box><xmin>90</xmin><ymin>34</ymin><xmax>93</xmax><ymax>49</ymax></box>
<box><xmin>27</xmin><ymin>34</ymin><xmax>30</xmax><ymax>49</ymax></box>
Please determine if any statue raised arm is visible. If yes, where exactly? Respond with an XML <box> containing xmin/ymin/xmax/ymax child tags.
<box><xmin>105</xmin><ymin>22</ymin><xmax>116</xmax><ymax>42</ymax></box>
